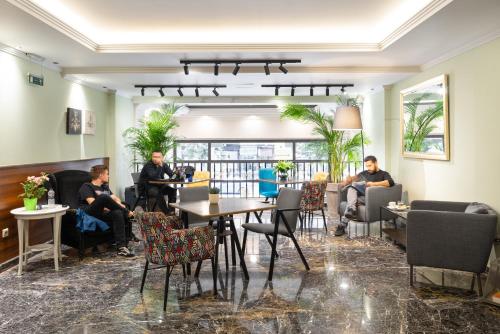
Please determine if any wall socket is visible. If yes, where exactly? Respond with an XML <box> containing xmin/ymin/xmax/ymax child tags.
<box><xmin>2</xmin><ymin>228</ymin><xmax>8</xmax><ymax>238</ymax></box>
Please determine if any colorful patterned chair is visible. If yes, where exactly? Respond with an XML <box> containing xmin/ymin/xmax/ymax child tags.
<box><xmin>300</xmin><ymin>181</ymin><xmax>328</xmax><ymax>233</ymax></box>
<box><xmin>136</xmin><ymin>211</ymin><xmax>217</xmax><ymax>311</ymax></box>
<box><xmin>312</xmin><ymin>171</ymin><xmax>329</xmax><ymax>182</ymax></box>
<box><xmin>186</xmin><ymin>171</ymin><xmax>211</xmax><ymax>188</ymax></box>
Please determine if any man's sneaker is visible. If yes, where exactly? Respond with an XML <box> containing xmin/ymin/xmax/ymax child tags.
<box><xmin>344</xmin><ymin>208</ymin><xmax>357</xmax><ymax>220</ymax></box>
<box><xmin>334</xmin><ymin>224</ymin><xmax>346</xmax><ymax>236</ymax></box>
<box><xmin>117</xmin><ymin>246</ymin><xmax>135</xmax><ymax>257</ymax></box>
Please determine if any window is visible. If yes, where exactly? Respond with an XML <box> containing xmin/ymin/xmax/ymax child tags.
<box><xmin>211</xmin><ymin>142</ymin><xmax>293</xmax><ymax>161</ymax></box>
<box><xmin>295</xmin><ymin>141</ymin><xmax>327</xmax><ymax>160</ymax></box>
<box><xmin>176</xmin><ymin>142</ymin><xmax>208</xmax><ymax>161</ymax></box>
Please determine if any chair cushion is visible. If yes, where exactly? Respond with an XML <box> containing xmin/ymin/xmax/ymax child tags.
<box><xmin>465</xmin><ymin>202</ymin><xmax>495</xmax><ymax>215</ymax></box>
<box><xmin>261</xmin><ymin>190</ymin><xmax>279</xmax><ymax>198</ymax></box>
<box><xmin>242</xmin><ymin>223</ymin><xmax>290</xmax><ymax>236</ymax></box>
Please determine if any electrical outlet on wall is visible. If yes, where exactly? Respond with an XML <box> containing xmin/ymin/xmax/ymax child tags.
<box><xmin>2</xmin><ymin>228</ymin><xmax>8</xmax><ymax>238</ymax></box>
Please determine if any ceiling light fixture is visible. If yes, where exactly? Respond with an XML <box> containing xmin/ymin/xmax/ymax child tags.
<box><xmin>177</xmin><ymin>87</ymin><xmax>183</xmax><ymax>96</ymax></box>
<box><xmin>232</xmin><ymin>63</ymin><xmax>240</xmax><ymax>75</ymax></box>
<box><xmin>326</xmin><ymin>87</ymin><xmax>330</xmax><ymax>96</ymax></box>
<box><xmin>291</xmin><ymin>86</ymin><xmax>295</xmax><ymax>96</ymax></box>
<box><xmin>264</xmin><ymin>63</ymin><xmax>270</xmax><ymax>75</ymax></box>
<box><xmin>180</xmin><ymin>59</ymin><xmax>301</xmax><ymax>76</ymax></box>
<box><xmin>214</xmin><ymin>63</ymin><xmax>220</xmax><ymax>76</ymax></box>
<box><xmin>212</xmin><ymin>88</ymin><xmax>219</xmax><ymax>96</ymax></box>
<box><xmin>141</xmin><ymin>87</ymin><xmax>145</xmax><ymax>96</ymax></box>
<box><xmin>261</xmin><ymin>84</ymin><xmax>353</xmax><ymax>96</ymax></box>
<box><xmin>279</xmin><ymin>63</ymin><xmax>288</xmax><ymax>74</ymax></box>
<box><xmin>159</xmin><ymin>88</ymin><xmax>165</xmax><ymax>97</ymax></box>
<box><xmin>310</xmin><ymin>87</ymin><xmax>314</xmax><ymax>96</ymax></box>
<box><xmin>275</xmin><ymin>86</ymin><xmax>279</xmax><ymax>96</ymax></box>
<box><xmin>183</xmin><ymin>63</ymin><xmax>189</xmax><ymax>75</ymax></box>
<box><xmin>135</xmin><ymin>84</ymin><xmax>227</xmax><ymax>97</ymax></box>
<box><xmin>341</xmin><ymin>86</ymin><xmax>346</xmax><ymax>94</ymax></box>
<box><xmin>195</xmin><ymin>87</ymin><xmax>199</xmax><ymax>97</ymax></box>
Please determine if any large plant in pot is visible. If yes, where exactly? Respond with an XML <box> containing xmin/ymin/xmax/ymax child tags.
<box><xmin>123</xmin><ymin>103</ymin><xmax>180</xmax><ymax>163</ymax></box>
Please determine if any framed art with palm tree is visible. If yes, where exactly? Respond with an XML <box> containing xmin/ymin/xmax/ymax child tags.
<box><xmin>400</xmin><ymin>74</ymin><xmax>450</xmax><ymax>160</ymax></box>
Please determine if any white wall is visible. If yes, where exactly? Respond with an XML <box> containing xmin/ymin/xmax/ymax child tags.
<box><xmin>362</xmin><ymin>90</ymin><xmax>386</xmax><ymax>168</ymax></box>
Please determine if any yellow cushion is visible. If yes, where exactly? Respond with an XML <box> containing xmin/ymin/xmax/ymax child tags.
<box><xmin>312</xmin><ymin>172</ymin><xmax>329</xmax><ymax>181</ymax></box>
<box><xmin>186</xmin><ymin>171</ymin><xmax>210</xmax><ymax>187</ymax></box>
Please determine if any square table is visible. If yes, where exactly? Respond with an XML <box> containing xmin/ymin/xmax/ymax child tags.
<box><xmin>380</xmin><ymin>205</ymin><xmax>409</xmax><ymax>247</ymax></box>
<box><xmin>170</xmin><ymin>198</ymin><xmax>277</xmax><ymax>280</ymax></box>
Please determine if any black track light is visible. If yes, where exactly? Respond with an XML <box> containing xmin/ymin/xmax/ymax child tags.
<box><xmin>279</xmin><ymin>63</ymin><xmax>288</xmax><ymax>74</ymax></box>
<box><xmin>183</xmin><ymin>64</ymin><xmax>189</xmax><ymax>75</ymax></box>
<box><xmin>140</xmin><ymin>87</ymin><xmax>145</xmax><ymax>96</ymax></box>
<box><xmin>214</xmin><ymin>63</ymin><xmax>219</xmax><ymax>76</ymax></box>
<box><xmin>212</xmin><ymin>87</ymin><xmax>219</xmax><ymax>96</ymax></box>
<box><xmin>291</xmin><ymin>86</ymin><xmax>295</xmax><ymax>96</ymax></box>
<box><xmin>195</xmin><ymin>87</ymin><xmax>199</xmax><ymax>97</ymax></box>
<box><xmin>264</xmin><ymin>63</ymin><xmax>270</xmax><ymax>75</ymax></box>
<box><xmin>177</xmin><ymin>87</ymin><xmax>183</xmax><ymax>96</ymax></box>
<box><xmin>274</xmin><ymin>86</ymin><xmax>279</xmax><ymax>96</ymax></box>
<box><xmin>159</xmin><ymin>88</ymin><xmax>165</xmax><ymax>97</ymax></box>
<box><xmin>310</xmin><ymin>87</ymin><xmax>314</xmax><ymax>96</ymax></box>
<box><xmin>232</xmin><ymin>63</ymin><xmax>240</xmax><ymax>75</ymax></box>
<box><xmin>326</xmin><ymin>87</ymin><xmax>330</xmax><ymax>96</ymax></box>
<box><xmin>341</xmin><ymin>86</ymin><xmax>346</xmax><ymax>94</ymax></box>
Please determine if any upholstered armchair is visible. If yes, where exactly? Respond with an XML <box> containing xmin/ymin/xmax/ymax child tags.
<box><xmin>300</xmin><ymin>181</ymin><xmax>327</xmax><ymax>232</ymax></box>
<box><xmin>136</xmin><ymin>211</ymin><xmax>216</xmax><ymax>311</ymax></box>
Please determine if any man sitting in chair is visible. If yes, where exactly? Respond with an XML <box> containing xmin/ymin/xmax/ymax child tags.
<box><xmin>335</xmin><ymin>155</ymin><xmax>395</xmax><ymax>236</ymax></box>
<box><xmin>78</xmin><ymin>165</ymin><xmax>136</xmax><ymax>257</ymax></box>
<box><xmin>138</xmin><ymin>150</ymin><xmax>177</xmax><ymax>214</ymax></box>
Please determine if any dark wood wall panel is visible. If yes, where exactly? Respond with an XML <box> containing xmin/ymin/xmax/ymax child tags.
<box><xmin>0</xmin><ymin>157</ymin><xmax>109</xmax><ymax>264</ymax></box>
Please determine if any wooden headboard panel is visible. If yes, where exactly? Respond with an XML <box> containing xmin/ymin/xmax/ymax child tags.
<box><xmin>0</xmin><ymin>157</ymin><xmax>109</xmax><ymax>264</ymax></box>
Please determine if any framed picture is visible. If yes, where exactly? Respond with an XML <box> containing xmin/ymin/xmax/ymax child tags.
<box><xmin>83</xmin><ymin>110</ymin><xmax>96</xmax><ymax>135</ymax></box>
<box><xmin>400</xmin><ymin>74</ymin><xmax>450</xmax><ymax>160</ymax></box>
<box><xmin>66</xmin><ymin>108</ymin><xmax>82</xmax><ymax>135</ymax></box>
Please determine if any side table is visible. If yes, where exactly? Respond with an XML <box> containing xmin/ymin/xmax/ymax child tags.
<box><xmin>380</xmin><ymin>206</ymin><xmax>409</xmax><ymax>247</ymax></box>
<box><xmin>10</xmin><ymin>205</ymin><xmax>69</xmax><ymax>276</ymax></box>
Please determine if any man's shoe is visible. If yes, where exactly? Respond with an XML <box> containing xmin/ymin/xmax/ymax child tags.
<box><xmin>334</xmin><ymin>224</ymin><xmax>346</xmax><ymax>237</ymax></box>
<box><xmin>344</xmin><ymin>208</ymin><xmax>357</xmax><ymax>220</ymax></box>
<box><xmin>117</xmin><ymin>246</ymin><xmax>135</xmax><ymax>257</ymax></box>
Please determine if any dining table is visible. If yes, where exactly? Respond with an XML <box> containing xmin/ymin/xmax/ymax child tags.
<box><xmin>170</xmin><ymin>198</ymin><xmax>277</xmax><ymax>281</ymax></box>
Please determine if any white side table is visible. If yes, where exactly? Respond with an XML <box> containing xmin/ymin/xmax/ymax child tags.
<box><xmin>10</xmin><ymin>205</ymin><xmax>69</xmax><ymax>276</ymax></box>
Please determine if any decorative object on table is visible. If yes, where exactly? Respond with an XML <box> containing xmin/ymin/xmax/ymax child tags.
<box><xmin>281</xmin><ymin>99</ymin><xmax>368</xmax><ymax>217</ymax></box>
<box><xmin>209</xmin><ymin>187</ymin><xmax>220</xmax><ymax>204</ymax></box>
<box><xmin>123</xmin><ymin>103</ymin><xmax>179</xmax><ymax>164</ymax></box>
<box><xmin>18</xmin><ymin>172</ymin><xmax>49</xmax><ymax>211</ymax></box>
<box><xmin>83</xmin><ymin>110</ymin><xmax>96</xmax><ymax>135</ymax></box>
<box><xmin>274</xmin><ymin>160</ymin><xmax>295</xmax><ymax>181</ymax></box>
<box><xmin>184</xmin><ymin>166</ymin><xmax>196</xmax><ymax>182</ymax></box>
<box><xmin>400</xmin><ymin>74</ymin><xmax>449</xmax><ymax>160</ymax></box>
<box><xmin>482</xmin><ymin>257</ymin><xmax>500</xmax><ymax>307</ymax></box>
<box><xmin>66</xmin><ymin>108</ymin><xmax>82</xmax><ymax>134</ymax></box>
<box><xmin>171</xmin><ymin>166</ymin><xmax>186</xmax><ymax>181</ymax></box>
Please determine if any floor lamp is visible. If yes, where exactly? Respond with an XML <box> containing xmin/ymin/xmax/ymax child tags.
<box><xmin>333</xmin><ymin>105</ymin><xmax>364</xmax><ymax>162</ymax></box>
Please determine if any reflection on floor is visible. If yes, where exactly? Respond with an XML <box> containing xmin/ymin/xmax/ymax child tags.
<box><xmin>0</xmin><ymin>213</ymin><xmax>499</xmax><ymax>333</ymax></box>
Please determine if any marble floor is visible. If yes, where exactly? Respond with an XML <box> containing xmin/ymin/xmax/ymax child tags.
<box><xmin>0</xmin><ymin>214</ymin><xmax>499</xmax><ymax>334</ymax></box>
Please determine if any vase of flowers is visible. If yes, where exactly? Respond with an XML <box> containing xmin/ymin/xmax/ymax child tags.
<box><xmin>19</xmin><ymin>173</ymin><xmax>49</xmax><ymax>211</ymax></box>
<box><xmin>274</xmin><ymin>161</ymin><xmax>296</xmax><ymax>181</ymax></box>
<box><xmin>209</xmin><ymin>187</ymin><xmax>220</xmax><ymax>204</ymax></box>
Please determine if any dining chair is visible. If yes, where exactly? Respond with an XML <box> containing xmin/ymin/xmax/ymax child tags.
<box><xmin>241</xmin><ymin>187</ymin><xmax>309</xmax><ymax>281</ymax></box>
<box><xmin>136</xmin><ymin>211</ymin><xmax>217</xmax><ymax>311</ymax></box>
<box><xmin>300</xmin><ymin>181</ymin><xmax>328</xmax><ymax>233</ymax></box>
<box><xmin>312</xmin><ymin>171</ymin><xmax>329</xmax><ymax>182</ymax></box>
<box><xmin>258</xmin><ymin>168</ymin><xmax>279</xmax><ymax>204</ymax></box>
<box><xmin>186</xmin><ymin>171</ymin><xmax>210</xmax><ymax>188</ymax></box>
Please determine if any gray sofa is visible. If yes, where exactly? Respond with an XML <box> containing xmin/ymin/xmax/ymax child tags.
<box><xmin>406</xmin><ymin>200</ymin><xmax>497</xmax><ymax>295</ymax></box>
<box><xmin>337</xmin><ymin>183</ymin><xmax>403</xmax><ymax>236</ymax></box>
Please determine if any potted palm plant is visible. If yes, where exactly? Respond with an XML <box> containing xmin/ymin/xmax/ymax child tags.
<box><xmin>281</xmin><ymin>98</ymin><xmax>367</xmax><ymax>216</ymax></box>
<box><xmin>123</xmin><ymin>103</ymin><xmax>180</xmax><ymax>164</ymax></box>
<box><xmin>274</xmin><ymin>160</ymin><xmax>295</xmax><ymax>181</ymax></box>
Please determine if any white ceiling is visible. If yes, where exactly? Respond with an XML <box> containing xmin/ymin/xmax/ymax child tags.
<box><xmin>1</xmin><ymin>0</ymin><xmax>500</xmax><ymax>97</ymax></box>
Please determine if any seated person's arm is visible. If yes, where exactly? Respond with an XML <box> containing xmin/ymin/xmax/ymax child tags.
<box><xmin>340</xmin><ymin>174</ymin><xmax>359</xmax><ymax>187</ymax></box>
<box><xmin>164</xmin><ymin>163</ymin><xmax>174</xmax><ymax>178</ymax></box>
<box><xmin>111</xmin><ymin>194</ymin><xmax>126</xmax><ymax>208</ymax></box>
<box><xmin>86</xmin><ymin>197</ymin><xmax>95</xmax><ymax>205</ymax></box>
<box><xmin>367</xmin><ymin>180</ymin><xmax>390</xmax><ymax>187</ymax></box>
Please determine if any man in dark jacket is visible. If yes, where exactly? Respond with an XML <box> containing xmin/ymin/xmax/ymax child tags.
<box><xmin>335</xmin><ymin>155</ymin><xmax>395</xmax><ymax>236</ymax></box>
<box><xmin>138</xmin><ymin>151</ymin><xmax>177</xmax><ymax>214</ymax></box>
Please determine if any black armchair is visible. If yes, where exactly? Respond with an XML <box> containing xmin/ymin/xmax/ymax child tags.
<box><xmin>49</xmin><ymin>170</ymin><xmax>113</xmax><ymax>259</ymax></box>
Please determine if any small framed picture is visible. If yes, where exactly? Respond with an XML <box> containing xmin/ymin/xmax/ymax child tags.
<box><xmin>83</xmin><ymin>110</ymin><xmax>96</xmax><ymax>135</ymax></box>
<box><xmin>66</xmin><ymin>108</ymin><xmax>82</xmax><ymax>135</ymax></box>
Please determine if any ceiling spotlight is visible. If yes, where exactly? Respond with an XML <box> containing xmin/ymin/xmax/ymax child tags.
<box><xmin>177</xmin><ymin>87</ymin><xmax>183</xmax><ymax>96</ymax></box>
<box><xmin>183</xmin><ymin>64</ymin><xmax>189</xmax><ymax>75</ymax></box>
<box><xmin>341</xmin><ymin>86</ymin><xmax>346</xmax><ymax>94</ymax></box>
<box><xmin>279</xmin><ymin>63</ymin><xmax>288</xmax><ymax>74</ymax></box>
<box><xmin>140</xmin><ymin>87</ymin><xmax>145</xmax><ymax>96</ymax></box>
<box><xmin>214</xmin><ymin>63</ymin><xmax>219</xmax><ymax>76</ymax></box>
<box><xmin>326</xmin><ymin>87</ymin><xmax>330</xmax><ymax>96</ymax></box>
<box><xmin>232</xmin><ymin>63</ymin><xmax>240</xmax><ymax>75</ymax></box>
<box><xmin>212</xmin><ymin>87</ymin><xmax>219</xmax><ymax>96</ymax></box>
<box><xmin>159</xmin><ymin>88</ymin><xmax>165</xmax><ymax>97</ymax></box>
<box><xmin>310</xmin><ymin>87</ymin><xmax>314</xmax><ymax>96</ymax></box>
<box><xmin>291</xmin><ymin>86</ymin><xmax>295</xmax><ymax>96</ymax></box>
<box><xmin>264</xmin><ymin>63</ymin><xmax>270</xmax><ymax>75</ymax></box>
<box><xmin>195</xmin><ymin>87</ymin><xmax>199</xmax><ymax>97</ymax></box>
<box><xmin>274</xmin><ymin>86</ymin><xmax>279</xmax><ymax>96</ymax></box>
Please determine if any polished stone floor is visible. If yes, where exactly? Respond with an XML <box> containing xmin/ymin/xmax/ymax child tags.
<box><xmin>0</xmin><ymin>214</ymin><xmax>499</xmax><ymax>333</ymax></box>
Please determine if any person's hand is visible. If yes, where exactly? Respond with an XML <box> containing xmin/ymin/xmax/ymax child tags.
<box><xmin>366</xmin><ymin>181</ymin><xmax>374</xmax><ymax>187</ymax></box>
<box><xmin>128</xmin><ymin>211</ymin><xmax>134</xmax><ymax>218</ymax></box>
<box><xmin>103</xmin><ymin>208</ymin><xmax>110</xmax><ymax>213</ymax></box>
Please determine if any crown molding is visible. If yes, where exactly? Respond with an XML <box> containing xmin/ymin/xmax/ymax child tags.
<box><xmin>0</xmin><ymin>41</ymin><xmax>61</xmax><ymax>72</ymax></box>
<box><xmin>7</xmin><ymin>0</ymin><xmax>454</xmax><ymax>53</ymax></box>
<box><xmin>61</xmin><ymin>65</ymin><xmax>420</xmax><ymax>76</ymax></box>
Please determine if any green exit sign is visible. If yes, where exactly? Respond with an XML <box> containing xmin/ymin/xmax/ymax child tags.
<box><xmin>28</xmin><ymin>73</ymin><xmax>44</xmax><ymax>86</ymax></box>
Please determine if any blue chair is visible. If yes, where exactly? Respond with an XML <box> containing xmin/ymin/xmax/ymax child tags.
<box><xmin>259</xmin><ymin>168</ymin><xmax>279</xmax><ymax>203</ymax></box>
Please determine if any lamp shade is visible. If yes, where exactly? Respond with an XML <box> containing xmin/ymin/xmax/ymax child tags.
<box><xmin>333</xmin><ymin>106</ymin><xmax>363</xmax><ymax>130</ymax></box>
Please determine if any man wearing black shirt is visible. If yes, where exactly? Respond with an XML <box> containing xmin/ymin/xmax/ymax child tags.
<box><xmin>335</xmin><ymin>155</ymin><xmax>395</xmax><ymax>236</ymax></box>
<box><xmin>78</xmin><ymin>165</ymin><xmax>135</xmax><ymax>257</ymax></box>
<box><xmin>138</xmin><ymin>151</ymin><xmax>177</xmax><ymax>214</ymax></box>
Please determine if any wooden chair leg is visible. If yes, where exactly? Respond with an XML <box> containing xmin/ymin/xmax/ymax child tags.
<box><xmin>194</xmin><ymin>260</ymin><xmax>203</xmax><ymax>278</ymax></box>
<box><xmin>164</xmin><ymin>266</ymin><xmax>173</xmax><ymax>311</ymax></box>
<box><xmin>211</xmin><ymin>257</ymin><xmax>217</xmax><ymax>296</ymax></box>
<box><xmin>140</xmin><ymin>260</ymin><xmax>149</xmax><ymax>293</ymax></box>
<box><xmin>182</xmin><ymin>264</ymin><xmax>186</xmax><ymax>278</ymax></box>
<box><xmin>268</xmin><ymin>231</ymin><xmax>279</xmax><ymax>281</ymax></box>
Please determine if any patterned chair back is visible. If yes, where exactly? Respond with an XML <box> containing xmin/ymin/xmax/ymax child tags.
<box><xmin>300</xmin><ymin>181</ymin><xmax>327</xmax><ymax>211</ymax></box>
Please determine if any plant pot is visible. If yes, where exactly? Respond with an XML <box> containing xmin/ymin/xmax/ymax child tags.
<box><xmin>209</xmin><ymin>194</ymin><xmax>219</xmax><ymax>204</ymax></box>
<box><xmin>325</xmin><ymin>183</ymin><xmax>339</xmax><ymax>218</ymax></box>
<box><xmin>23</xmin><ymin>198</ymin><xmax>38</xmax><ymax>211</ymax></box>
<box><xmin>279</xmin><ymin>174</ymin><xmax>288</xmax><ymax>181</ymax></box>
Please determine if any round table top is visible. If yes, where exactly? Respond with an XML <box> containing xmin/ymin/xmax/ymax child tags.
<box><xmin>10</xmin><ymin>205</ymin><xmax>70</xmax><ymax>217</ymax></box>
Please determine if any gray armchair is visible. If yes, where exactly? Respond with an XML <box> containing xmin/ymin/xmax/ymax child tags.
<box><xmin>337</xmin><ymin>183</ymin><xmax>403</xmax><ymax>235</ymax></box>
<box><xmin>407</xmin><ymin>200</ymin><xmax>497</xmax><ymax>296</ymax></box>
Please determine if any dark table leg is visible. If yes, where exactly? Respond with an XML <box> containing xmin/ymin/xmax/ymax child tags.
<box><xmin>228</xmin><ymin>217</ymin><xmax>249</xmax><ymax>280</ymax></box>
